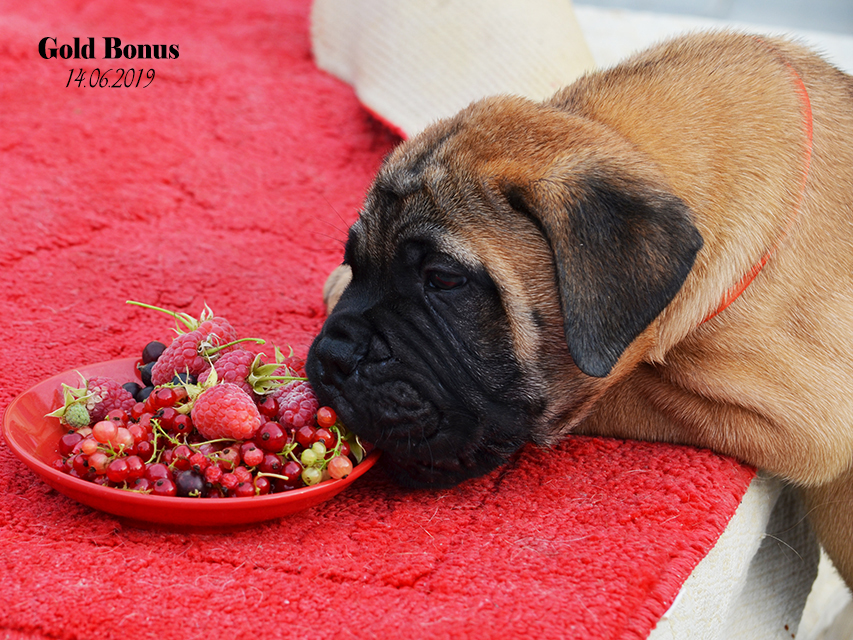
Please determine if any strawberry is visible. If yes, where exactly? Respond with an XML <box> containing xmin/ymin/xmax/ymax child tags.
<box><xmin>190</xmin><ymin>382</ymin><xmax>262</xmax><ymax>441</ymax></box>
<box><xmin>272</xmin><ymin>380</ymin><xmax>319</xmax><ymax>428</ymax></box>
<box><xmin>87</xmin><ymin>376</ymin><xmax>136</xmax><ymax>422</ymax></box>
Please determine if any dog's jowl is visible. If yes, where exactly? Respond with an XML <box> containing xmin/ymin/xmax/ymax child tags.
<box><xmin>307</xmin><ymin>32</ymin><xmax>853</xmax><ymax>587</ymax></box>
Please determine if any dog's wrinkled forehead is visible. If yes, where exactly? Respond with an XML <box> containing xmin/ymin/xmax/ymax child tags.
<box><xmin>348</xmin><ymin>121</ymin><xmax>480</xmax><ymax>270</ymax></box>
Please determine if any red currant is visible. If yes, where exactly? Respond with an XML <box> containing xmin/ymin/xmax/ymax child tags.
<box><xmin>257</xmin><ymin>396</ymin><xmax>278</xmax><ymax>419</ymax></box>
<box><xmin>172</xmin><ymin>444</ymin><xmax>193</xmax><ymax>471</ymax></box>
<box><xmin>189</xmin><ymin>452</ymin><xmax>210</xmax><ymax>473</ymax></box>
<box><xmin>106</xmin><ymin>458</ymin><xmax>130</xmax><ymax>483</ymax></box>
<box><xmin>80</xmin><ymin>438</ymin><xmax>99</xmax><ymax>456</ymax></box>
<box><xmin>279</xmin><ymin>460</ymin><xmax>303</xmax><ymax>484</ymax></box>
<box><xmin>234</xmin><ymin>481</ymin><xmax>255</xmax><ymax>498</ymax></box>
<box><xmin>114</xmin><ymin>427</ymin><xmax>135</xmax><ymax>452</ymax></box>
<box><xmin>254</xmin><ymin>476</ymin><xmax>271</xmax><ymax>495</ymax></box>
<box><xmin>144</xmin><ymin>462</ymin><xmax>172</xmax><ymax>482</ymax></box>
<box><xmin>150</xmin><ymin>387</ymin><xmax>178</xmax><ymax>409</ymax></box>
<box><xmin>314</xmin><ymin>428</ymin><xmax>336</xmax><ymax>449</ymax></box>
<box><xmin>88</xmin><ymin>451</ymin><xmax>110</xmax><ymax>474</ymax></box>
<box><xmin>259</xmin><ymin>453</ymin><xmax>283</xmax><ymax>475</ymax></box>
<box><xmin>58</xmin><ymin>432</ymin><xmax>83</xmax><ymax>457</ymax></box>
<box><xmin>132</xmin><ymin>477</ymin><xmax>153</xmax><ymax>492</ymax></box>
<box><xmin>105</xmin><ymin>409</ymin><xmax>128</xmax><ymax>425</ymax></box>
<box><xmin>70</xmin><ymin>454</ymin><xmax>89</xmax><ymax>476</ymax></box>
<box><xmin>157</xmin><ymin>407</ymin><xmax>179</xmax><ymax>430</ymax></box>
<box><xmin>172</xmin><ymin>414</ymin><xmax>193</xmax><ymax>435</ymax></box>
<box><xmin>327</xmin><ymin>455</ymin><xmax>353</xmax><ymax>480</ymax></box>
<box><xmin>152</xmin><ymin>478</ymin><xmax>177</xmax><ymax>497</ymax></box>
<box><xmin>213</xmin><ymin>447</ymin><xmax>240</xmax><ymax>471</ymax></box>
<box><xmin>257</xmin><ymin>422</ymin><xmax>287</xmax><ymax>452</ymax></box>
<box><xmin>241</xmin><ymin>442</ymin><xmax>264</xmax><ymax>467</ymax></box>
<box><xmin>316</xmin><ymin>406</ymin><xmax>337</xmax><ymax>428</ymax></box>
<box><xmin>92</xmin><ymin>420</ymin><xmax>118</xmax><ymax>445</ymax></box>
<box><xmin>136</xmin><ymin>440</ymin><xmax>154</xmax><ymax>460</ymax></box>
<box><xmin>127</xmin><ymin>424</ymin><xmax>146</xmax><ymax>444</ymax></box>
<box><xmin>125</xmin><ymin>455</ymin><xmax>146</xmax><ymax>481</ymax></box>
<box><xmin>129</xmin><ymin>402</ymin><xmax>147</xmax><ymax>420</ymax></box>
<box><xmin>295</xmin><ymin>425</ymin><xmax>316</xmax><ymax>448</ymax></box>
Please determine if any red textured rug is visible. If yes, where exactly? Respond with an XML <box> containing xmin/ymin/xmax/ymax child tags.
<box><xmin>0</xmin><ymin>1</ymin><xmax>755</xmax><ymax>638</ymax></box>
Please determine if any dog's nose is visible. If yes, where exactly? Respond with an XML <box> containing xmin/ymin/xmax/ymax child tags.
<box><xmin>309</xmin><ymin>314</ymin><xmax>378</xmax><ymax>387</ymax></box>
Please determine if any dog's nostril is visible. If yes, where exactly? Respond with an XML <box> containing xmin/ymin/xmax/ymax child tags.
<box><xmin>319</xmin><ymin>336</ymin><xmax>363</xmax><ymax>381</ymax></box>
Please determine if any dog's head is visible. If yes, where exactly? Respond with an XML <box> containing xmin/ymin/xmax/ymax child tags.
<box><xmin>306</xmin><ymin>96</ymin><xmax>702</xmax><ymax>487</ymax></box>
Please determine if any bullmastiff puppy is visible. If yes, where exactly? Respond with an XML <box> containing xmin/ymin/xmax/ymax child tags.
<box><xmin>306</xmin><ymin>32</ymin><xmax>853</xmax><ymax>586</ymax></box>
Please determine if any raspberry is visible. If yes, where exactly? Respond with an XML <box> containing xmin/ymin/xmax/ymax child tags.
<box><xmin>196</xmin><ymin>349</ymin><xmax>255</xmax><ymax>393</ymax></box>
<box><xmin>87</xmin><ymin>376</ymin><xmax>137</xmax><ymax>422</ymax></box>
<box><xmin>190</xmin><ymin>382</ymin><xmax>262</xmax><ymax>440</ymax></box>
<box><xmin>272</xmin><ymin>380</ymin><xmax>319</xmax><ymax>428</ymax></box>
<box><xmin>128</xmin><ymin>301</ymin><xmax>246</xmax><ymax>385</ymax></box>
<box><xmin>197</xmin><ymin>317</ymin><xmax>237</xmax><ymax>345</ymax></box>
<box><xmin>151</xmin><ymin>330</ymin><xmax>218</xmax><ymax>385</ymax></box>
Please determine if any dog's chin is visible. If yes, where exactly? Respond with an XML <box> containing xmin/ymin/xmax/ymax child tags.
<box><xmin>377</xmin><ymin>448</ymin><xmax>512</xmax><ymax>488</ymax></box>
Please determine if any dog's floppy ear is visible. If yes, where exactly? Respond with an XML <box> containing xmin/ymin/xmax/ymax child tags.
<box><xmin>501</xmin><ymin>168</ymin><xmax>703</xmax><ymax>378</ymax></box>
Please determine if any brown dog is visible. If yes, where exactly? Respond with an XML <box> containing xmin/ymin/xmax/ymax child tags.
<box><xmin>306</xmin><ymin>32</ymin><xmax>853</xmax><ymax>587</ymax></box>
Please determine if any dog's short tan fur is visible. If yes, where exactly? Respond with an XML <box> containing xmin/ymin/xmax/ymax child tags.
<box><xmin>322</xmin><ymin>33</ymin><xmax>853</xmax><ymax>585</ymax></box>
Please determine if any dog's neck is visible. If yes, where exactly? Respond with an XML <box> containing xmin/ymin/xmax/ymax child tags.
<box><xmin>700</xmin><ymin>38</ymin><xmax>814</xmax><ymax>325</ymax></box>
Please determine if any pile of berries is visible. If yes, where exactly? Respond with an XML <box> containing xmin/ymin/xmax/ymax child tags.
<box><xmin>47</xmin><ymin>302</ymin><xmax>369</xmax><ymax>498</ymax></box>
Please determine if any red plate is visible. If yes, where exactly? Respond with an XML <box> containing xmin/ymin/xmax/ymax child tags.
<box><xmin>2</xmin><ymin>358</ymin><xmax>380</xmax><ymax>530</ymax></box>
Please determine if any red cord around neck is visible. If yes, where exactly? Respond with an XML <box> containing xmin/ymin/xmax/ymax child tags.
<box><xmin>701</xmin><ymin>39</ymin><xmax>813</xmax><ymax>325</ymax></box>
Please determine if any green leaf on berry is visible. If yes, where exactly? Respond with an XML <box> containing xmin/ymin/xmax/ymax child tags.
<box><xmin>246</xmin><ymin>352</ymin><xmax>306</xmax><ymax>395</ymax></box>
<box><xmin>45</xmin><ymin>380</ymin><xmax>94</xmax><ymax>421</ymax></box>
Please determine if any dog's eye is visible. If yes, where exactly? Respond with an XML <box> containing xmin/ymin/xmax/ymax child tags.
<box><xmin>426</xmin><ymin>270</ymin><xmax>467</xmax><ymax>291</ymax></box>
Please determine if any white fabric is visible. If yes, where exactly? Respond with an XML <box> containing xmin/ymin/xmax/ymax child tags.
<box><xmin>649</xmin><ymin>475</ymin><xmax>820</xmax><ymax>639</ymax></box>
<box><xmin>572</xmin><ymin>4</ymin><xmax>853</xmax><ymax>74</ymax></box>
<box><xmin>311</xmin><ymin>0</ymin><xmax>596</xmax><ymax>137</ymax></box>
<box><xmin>310</xmin><ymin>2</ymin><xmax>853</xmax><ymax>636</ymax></box>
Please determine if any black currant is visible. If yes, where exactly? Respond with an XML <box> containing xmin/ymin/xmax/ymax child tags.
<box><xmin>136</xmin><ymin>385</ymin><xmax>155</xmax><ymax>402</ymax></box>
<box><xmin>139</xmin><ymin>361</ymin><xmax>156</xmax><ymax>387</ymax></box>
<box><xmin>141</xmin><ymin>341</ymin><xmax>167</xmax><ymax>364</ymax></box>
<box><xmin>175</xmin><ymin>470</ymin><xmax>207</xmax><ymax>498</ymax></box>
<box><xmin>122</xmin><ymin>381</ymin><xmax>143</xmax><ymax>398</ymax></box>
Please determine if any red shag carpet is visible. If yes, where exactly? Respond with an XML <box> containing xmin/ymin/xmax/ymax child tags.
<box><xmin>0</xmin><ymin>1</ymin><xmax>755</xmax><ymax>638</ymax></box>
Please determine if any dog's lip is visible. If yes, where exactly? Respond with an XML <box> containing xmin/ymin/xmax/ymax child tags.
<box><xmin>315</xmin><ymin>379</ymin><xmax>482</xmax><ymax>468</ymax></box>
